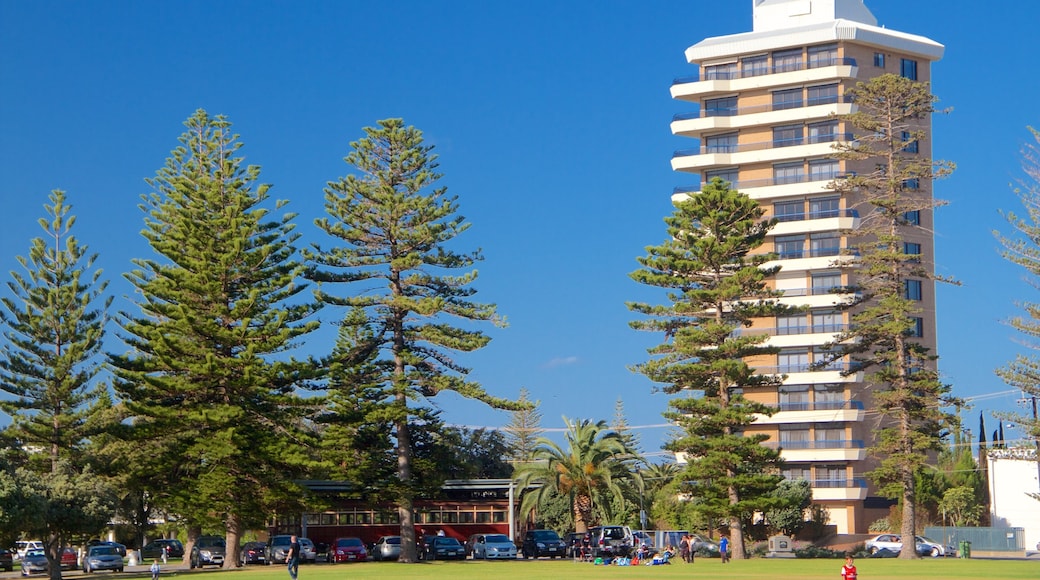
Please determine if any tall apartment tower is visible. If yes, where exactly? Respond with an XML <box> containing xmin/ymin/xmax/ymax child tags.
<box><xmin>669</xmin><ymin>0</ymin><xmax>943</xmax><ymax>534</ymax></box>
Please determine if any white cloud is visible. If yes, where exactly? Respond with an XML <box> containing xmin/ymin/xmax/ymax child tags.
<box><xmin>543</xmin><ymin>356</ymin><xmax>579</xmax><ymax>369</ymax></box>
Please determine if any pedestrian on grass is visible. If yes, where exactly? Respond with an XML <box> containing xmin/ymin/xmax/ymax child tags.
<box><xmin>286</xmin><ymin>535</ymin><xmax>300</xmax><ymax>580</ymax></box>
<box><xmin>841</xmin><ymin>555</ymin><xmax>858</xmax><ymax>580</ymax></box>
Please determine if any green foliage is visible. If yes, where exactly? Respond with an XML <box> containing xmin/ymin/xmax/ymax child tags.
<box><xmin>826</xmin><ymin>74</ymin><xmax>958</xmax><ymax>556</ymax></box>
<box><xmin>765</xmin><ymin>479</ymin><xmax>812</xmax><ymax>536</ymax></box>
<box><xmin>0</xmin><ymin>190</ymin><xmax>112</xmax><ymax>473</ymax></box>
<box><xmin>794</xmin><ymin>545</ymin><xmax>846</xmax><ymax>559</ymax></box>
<box><xmin>110</xmin><ymin>110</ymin><xmax>322</xmax><ymax>565</ymax></box>
<box><xmin>628</xmin><ymin>178</ymin><xmax>790</xmax><ymax>559</ymax></box>
<box><xmin>514</xmin><ymin>418</ymin><xmax>637</xmax><ymax>532</ymax></box>
<box><xmin>868</xmin><ymin>517</ymin><xmax>891</xmax><ymax>533</ymax></box>
<box><xmin>504</xmin><ymin>387</ymin><xmax>543</xmax><ymax>464</ymax></box>
<box><xmin>938</xmin><ymin>486</ymin><xmax>983</xmax><ymax>526</ymax></box>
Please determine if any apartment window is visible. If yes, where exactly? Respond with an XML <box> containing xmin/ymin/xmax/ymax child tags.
<box><xmin>779</xmin><ymin>424</ymin><xmax>812</xmax><ymax>449</ymax></box>
<box><xmin>742</xmin><ymin>54</ymin><xmax>769</xmax><ymax>77</ymax></box>
<box><xmin>808</xmin><ymin>160</ymin><xmax>840</xmax><ymax>183</ymax></box>
<box><xmin>811</xmin><ymin>271</ymin><xmax>842</xmax><ymax>295</ymax></box>
<box><xmin>774</xmin><ymin>199</ymin><xmax>804</xmax><ymax>222</ymax></box>
<box><xmin>808</xmin><ymin>120</ymin><xmax>839</xmax><ymax>144</ymax></box>
<box><xmin>773</xmin><ymin>161</ymin><xmax>804</xmax><ymax>185</ymax></box>
<box><xmin>706</xmin><ymin>168</ymin><xmax>739</xmax><ymax>186</ymax></box>
<box><xmin>779</xmin><ymin>385</ymin><xmax>810</xmax><ymax>411</ymax></box>
<box><xmin>773</xmin><ymin>124</ymin><xmax>804</xmax><ymax>148</ymax></box>
<box><xmin>704</xmin><ymin>95</ymin><xmax>738</xmax><ymax>117</ymax></box>
<box><xmin>903</xmin><ymin>178</ymin><xmax>920</xmax><ymax>190</ymax></box>
<box><xmin>814</xmin><ymin>384</ymin><xmax>846</xmax><ymax>409</ymax></box>
<box><xmin>815</xmin><ymin>426</ymin><xmax>846</xmax><ymax>448</ymax></box>
<box><xmin>873</xmin><ymin>52</ymin><xmax>885</xmax><ymax>68</ymax></box>
<box><xmin>777</xmin><ymin>313</ymin><xmax>808</xmax><ymax>336</ymax></box>
<box><xmin>903</xmin><ymin>210</ymin><xmax>921</xmax><ymax>225</ymax></box>
<box><xmin>909</xmin><ymin>317</ymin><xmax>925</xmax><ymax>337</ymax></box>
<box><xmin>905</xmin><ymin>279</ymin><xmax>923</xmax><ymax>301</ymax></box>
<box><xmin>810</xmin><ymin>231</ymin><xmax>841</xmax><ymax>257</ymax></box>
<box><xmin>901</xmin><ymin>58</ymin><xmax>918</xmax><ymax>80</ymax></box>
<box><xmin>812</xmin><ymin>310</ymin><xmax>842</xmax><ymax>333</ymax></box>
<box><xmin>704</xmin><ymin>62</ymin><xmax>737</xmax><ymax>80</ymax></box>
<box><xmin>773</xmin><ymin>48</ymin><xmax>803</xmax><ymax>73</ymax></box>
<box><xmin>807</xmin><ymin>44</ymin><xmax>838</xmax><ymax>68</ymax></box>
<box><xmin>705</xmin><ymin>132</ymin><xmax>738</xmax><ymax>153</ymax></box>
<box><xmin>904</xmin><ymin>242</ymin><xmax>922</xmax><ymax>259</ymax></box>
<box><xmin>782</xmin><ymin>467</ymin><xmax>811</xmax><ymax>481</ymax></box>
<box><xmin>775</xmin><ymin>234</ymin><xmax>805</xmax><ymax>259</ymax></box>
<box><xmin>807</xmin><ymin>83</ymin><xmax>839</xmax><ymax>106</ymax></box>
<box><xmin>772</xmin><ymin>87</ymin><xmax>803</xmax><ymax>111</ymax></box>
<box><xmin>809</xmin><ymin>195</ymin><xmax>840</xmax><ymax>218</ymax></box>
<box><xmin>818</xmin><ymin>465</ymin><xmax>848</xmax><ymax>486</ymax></box>
<box><xmin>778</xmin><ymin>350</ymin><xmax>809</xmax><ymax>373</ymax></box>
<box><xmin>813</xmin><ymin>347</ymin><xmax>843</xmax><ymax>371</ymax></box>
<box><xmin>902</xmin><ymin>131</ymin><xmax>919</xmax><ymax>153</ymax></box>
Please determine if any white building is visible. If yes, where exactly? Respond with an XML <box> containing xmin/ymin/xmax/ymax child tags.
<box><xmin>987</xmin><ymin>448</ymin><xmax>1040</xmax><ymax>551</ymax></box>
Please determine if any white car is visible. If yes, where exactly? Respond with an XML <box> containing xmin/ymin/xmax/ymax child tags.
<box><xmin>469</xmin><ymin>534</ymin><xmax>516</xmax><ymax>559</ymax></box>
<box><xmin>864</xmin><ymin>534</ymin><xmax>954</xmax><ymax>557</ymax></box>
<box><xmin>15</xmin><ymin>542</ymin><xmax>44</xmax><ymax>561</ymax></box>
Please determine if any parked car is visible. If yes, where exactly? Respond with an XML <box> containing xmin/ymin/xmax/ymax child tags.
<box><xmin>370</xmin><ymin>536</ymin><xmax>402</xmax><ymax>561</ymax></box>
<box><xmin>0</xmin><ymin>548</ymin><xmax>13</xmax><ymax>572</ymax></box>
<box><xmin>419</xmin><ymin>536</ymin><xmax>466</xmax><ymax>561</ymax></box>
<box><xmin>142</xmin><ymin>539</ymin><xmax>184</xmax><ymax>560</ymax></box>
<box><xmin>20</xmin><ymin>549</ymin><xmax>49</xmax><ymax>575</ymax></box>
<box><xmin>633</xmin><ymin>531</ymin><xmax>654</xmax><ymax>549</ymax></box>
<box><xmin>467</xmin><ymin>534</ymin><xmax>516</xmax><ymax>560</ymax></box>
<box><xmin>61</xmin><ymin>547</ymin><xmax>78</xmax><ymax>570</ymax></box>
<box><xmin>239</xmin><ymin>541</ymin><xmax>267</xmax><ymax>565</ymax></box>
<box><xmin>588</xmin><ymin>525</ymin><xmax>634</xmax><ymax>558</ymax></box>
<box><xmin>87</xmin><ymin>540</ymin><xmax>127</xmax><ymax>558</ymax></box>
<box><xmin>327</xmin><ymin>537</ymin><xmax>367</xmax><ymax>563</ymax></box>
<box><xmin>266</xmin><ymin>535</ymin><xmax>316</xmax><ymax>564</ymax></box>
<box><xmin>82</xmin><ymin>545</ymin><xmax>124</xmax><ymax>573</ymax></box>
<box><xmin>688</xmin><ymin>534</ymin><xmax>719</xmax><ymax>553</ymax></box>
<box><xmin>189</xmin><ymin>535</ymin><xmax>226</xmax><ymax>568</ymax></box>
<box><xmin>520</xmin><ymin>529</ymin><xmax>567</xmax><ymax>559</ymax></box>
<box><xmin>299</xmin><ymin>538</ymin><xmax>317</xmax><ymax>563</ymax></box>
<box><xmin>864</xmin><ymin>534</ymin><xmax>954</xmax><ymax>557</ymax></box>
<box><xmin>14</xmin><ymin>542</ymin><xmax>44</xmax><ymax>561</ymax></box>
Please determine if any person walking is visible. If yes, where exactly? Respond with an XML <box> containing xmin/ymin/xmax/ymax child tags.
<box><xmin>150</xmin><ymin>559</ymin><xmax>160</xmax><ymax>580</ymax></box>
<box><xmin>679</xmin><ymin>534</ymin><xmax>691</xmax><ymax>563</ymax></box>
<box><xmin>286</xmin><ymin>535</ymin><xmax>301</xmax><ymax>580</ymax></box>
<box><xmin>719</xmin><ymin>535</ymin><xmax>729</xmax><ymax>563</ymax></box>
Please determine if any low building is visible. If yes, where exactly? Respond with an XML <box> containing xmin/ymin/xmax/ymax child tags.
<box><xmin>986</xmin><ymin>447</ymin><xmax>1040</xmax><ymax>551</ymax></box>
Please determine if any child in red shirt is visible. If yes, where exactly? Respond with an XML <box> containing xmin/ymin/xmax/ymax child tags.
<box><xmin>841</xmin><ymin>556</ymin><xmax>858</xmax><ymax>580</ymax></box>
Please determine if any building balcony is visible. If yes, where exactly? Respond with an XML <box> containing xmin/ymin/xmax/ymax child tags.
<box><xmin>811</xmin><ymin>478</ymin><xmax>869</xmax><ymax>501</ymax></box>
<box><xmin>671</xmin><ymin>98</ymin><xmax>855</xmax><ymax>138</ymax></box>
<box><xmin>670</xmin><ymin>58</ymin><xmax>858</xmax><ymax>101</ymax></box>
<box><xmin>767</xmin><ymin>440</ymin><xmax>868</xmax><ymax>463</ymax></box>
<box><xmin>672</xmin><ymin>173</ymin><xmax>856</xmax><ymax>204</ymax></box>
<box><xmin>752</xmin><ymin>400</ymin><xmax>865</xmax><ymax>425</ymax></box>
<box><xmin>671</xmin><ymin>134</ymin><xmax>854</xmax><ymax>173</ymax></box>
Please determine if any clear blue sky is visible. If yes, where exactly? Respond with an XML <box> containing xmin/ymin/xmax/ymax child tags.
<box><xmin>1</xmin><ymin>0</ymin><xmax>1038</xmax><ymax>459</ymax></box>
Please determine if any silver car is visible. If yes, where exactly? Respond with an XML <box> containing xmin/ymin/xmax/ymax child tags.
<box><xmin>20</xmin><ymin>549</ymin><xmax>48</xmax><ymax>575</ymax></box>
<box><xmin>469</xmin><ymin>534</ymin><xmax>516</xmax><ymax>560</ymax></box>
<box><xmin>82</xmin><ymin>546</ymin><xmax>124</xmax><ymax>573</ymax></box>
<box><xmin>370</xmin><ymin>536</ymin><xmax>402</xmax><ymax>561</ymax></box>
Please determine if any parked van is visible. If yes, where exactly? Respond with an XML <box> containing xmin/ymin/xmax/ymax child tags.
<box><xmin>587</xmin><ymin>525</ymin><xmax>633</xmax><ymax>557</ymax></box>
<box><xmin>15</xmin><ymin>541</ymin><xmax>44</xmax><ymax>561</ymax></box>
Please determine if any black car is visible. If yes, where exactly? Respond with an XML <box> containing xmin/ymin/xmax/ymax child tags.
<box><xmin>0</xmin><ymin>549</ymin><xmax>12</xmax><ymax>572</ymax></box>
<box><xmin>521</xmin><ymin>529</ymin><xmax>567</xmax><ymax>559</ymax></box>
<box><xmin>418</xmin><ymin>536</ymin><xmax>466</xmax><ymax>561</ymax></box>
<box><xmin>142</xmin><ymin>539</ymin><xmax>185</xmax><ymax>560</ymax></box>
<box><xmin>239</xmin><ymin>541</ymin><xmax>267</xmax><ymax>565</ymax></box>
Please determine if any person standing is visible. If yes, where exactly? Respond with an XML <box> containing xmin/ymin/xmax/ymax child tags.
<box><xmin>150</xmin><ymin>559</ymin><xmax>160</xmax><ymax>580</ymax></box>
<box><xmin>719</xmin><ymin>535</ymin><xmax>729</xmax><ymax>563</ymax></box>
<box><xmin>679</xmin><ymin>535</ymin><xmax>691</xmax><ymax>563</ymax></box>
<box><xmin>286</xmin><ymin>535</ymin><xmax>300</xmax><ymax>580</ymax></box>
<box><xmin>841</xmin><ymin>556</ymin><xmax>858</xmax><ymax>580</ymax></box>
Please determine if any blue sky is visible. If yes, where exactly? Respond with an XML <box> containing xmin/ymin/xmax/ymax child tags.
<box><xmin>1</xmin><ymin>0</ymin><xmax>1038</xmax><ymax>459</ymax></box>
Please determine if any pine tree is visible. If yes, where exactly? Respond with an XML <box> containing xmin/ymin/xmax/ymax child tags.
<box><xmin>504</xmin><ymin>387</ymin><xmax>543</xmax><ymax>464</ymax></box>
<box><xmin>110</xmin><ymin>110</ymin><xmax>321</xmax><ymax>567</ymax></box>
<box><xmin>307</xmin><ymin>118</ymin><xmax>520</xmax><ymax>562</ymax></box>
<box><xmin>0</xmin><ymin>189</ymin><xmax>115</xmax><ymax>578</ymax></box>
<box><xmin>628</xmin><ymin>178</ymin><xmax>790</xmax><ymax>559</ymax></box>
<box><xmin>827</xmin><ymin>74</ymin><xmax>959</xmax><ymax>558</ymax></box>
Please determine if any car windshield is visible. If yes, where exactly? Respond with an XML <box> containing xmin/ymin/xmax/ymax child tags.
<box><xmin>26</xmin><ymin>550</ymin><xmax>44</xmax><ymax>557</ymax></box>
<box><xmin>437</xmin><ymin>538</ymin><xmax>461</xmax><ymax>546</ymax></box>
<box><xmin>337</xmin><ymin>539</ymin><xmax>362</xmax><ymax>547</ymax></box>
<box><xmin>385</xmin><ymin>537</ymin><xmax>400</xmax><ymax>545</ymax></box>
<box><xmin>533</xmin><ymin>531</ymin><xmax>559</xmax><ymax>540</ymax></box>
<box><xmin>604</xmin><ymin>528</ymin><xmax>625</xmax><ymax>539</ymax></box>
<box><xmin>199</xmin><ymin>538</ymin><xmax>225</xmax><ymax>548</ymax></box>
<box><xmin>271</xmin><ymin>537</ymin><xmax>291</xmax><ymax>546</ymax></box>
<box><xmin>91</xmin><ymin>547</ymin><xmax>117</xmax><ymax>556</ymax></box>
<box><xmin>485</xmin><ymin>535</ymin><xmax>510</xmax><ymax>543</ymax></box>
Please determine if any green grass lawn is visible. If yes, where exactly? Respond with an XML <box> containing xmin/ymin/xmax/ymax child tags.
<box><xmin>143</xmin><ymin>557</ymin><xmax>1038</xmax><ymax>580</ymax></box>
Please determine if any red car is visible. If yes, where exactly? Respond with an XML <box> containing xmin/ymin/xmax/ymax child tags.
<box><xmin>61</xmin><ymin>548</ymin><xmax>78</xmax><ymax>571</ymax></box>
<box><xmin>327</xmin><ymin>537</ymin><xmax>367</xmax><ymax>563</ymax></box>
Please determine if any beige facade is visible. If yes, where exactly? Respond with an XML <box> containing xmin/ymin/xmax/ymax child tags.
<box><xmin>669</xmin><ymin>0</ymin><xmax>942</xmax><ymax>534</ymax></box>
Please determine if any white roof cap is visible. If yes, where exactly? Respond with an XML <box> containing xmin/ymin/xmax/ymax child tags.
<box><xmin>753</xmin><ymin>0</ymin><xmax>877</xmax><ymax>31</ymax></box>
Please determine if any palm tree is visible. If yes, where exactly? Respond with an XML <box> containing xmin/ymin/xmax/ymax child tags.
<box><xmin>514</xmin><ymin>418</ymin><xmax>636</xmax><ymax>532</ymax></box>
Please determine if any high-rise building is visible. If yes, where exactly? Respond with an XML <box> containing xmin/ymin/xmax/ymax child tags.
<box><xmin>669</xmin><ymin>0</ymin><xmax>943</xmax><ymax>534</ymax></box>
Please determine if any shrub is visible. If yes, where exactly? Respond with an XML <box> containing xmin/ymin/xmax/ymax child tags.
<box><xmin>868</xmin><ymin>518</ymin><xmax>891</xmax><ymax>533</ymax></box>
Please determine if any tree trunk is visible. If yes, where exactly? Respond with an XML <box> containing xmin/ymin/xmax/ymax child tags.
<box><xmin>46</xmin><ymin>533</ymin><xmax>62</xmax><ymax>580</ymax></box>
<box><xmin>184</xmin><ymin>526</ymin><xmax>201</xmax><ymax>569</ymax></box>
<box><xmin>727</xmin><ymin>496</ymin><xmax>746</xmax><ymax>560</ymax></box>
<box><xmin>224</xmin><ymin>512</ymin><xmax>242</xmax><ymax>569</ymax></box>
<box><xmin>396</xmin><ymin>414</ymin><xmax>418</xmax><ymax>563</ymax></box>
<box><xmin>899</xmin><ymin>406</ymin><xmax>918</xmax><ymax>559</ymax></box>
<box><xmin>573</xmin><ymin>494</ymin><xmax>592</xmax><ymax>533</ymax></box>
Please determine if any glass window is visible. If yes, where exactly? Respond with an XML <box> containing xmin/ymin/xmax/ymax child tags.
<box><xmin>742</xmin><ymin>54</ymin><xmax>769</xmax><ymax>77</ymax></box>
<box><xmin>772</xmin><ymin>88</ymin><xmax>803</xmax><ymax>111</ymax></box>
<box><xmin>901</xmin><ymin>131</ymin><xmax>919</xmax><ymax>153</ymax></box>
<box><xmin>779</xmin><ymin>385</ymin><xmax>810</xmax><ymax>411</ymax></box>
<box><xmin>777</xmin><ymin>314</ymin><xmax>808</xmax><ymax>335</ymax></box>
<box><xmin>779</xmin><ymin>424</ymin><xmax>811</xmax><ymax>448</ymax></box>
<box><xmin>704</xmin><ymin>96</ymin><xmax>737</xmax><ymax>117</ymax></box>
<box><xmin>774</xmin><ymin>199</ymin><xmax>804</xmax><ymax>222</ymax></box>
<box><xmin>813</xmin><ymin>347</ymin><xmax>843</xmax><ymax>371</ymax></box>
<box><xmin>773</xmin><ymin>48</ymin><xmax>803</xmax><ymax>73</ymax></box>
<box><xmin>810</xmin><ymin>232</ymin><xmax>840</xmax><ymax>257</ymax></box>
<box><xmin>778</xmin><ymin>350</ymin><xmax>809</xmax><ymax>373</ymax></box>
<box><xmin>808</xmin><ymin>120</ymin><xmax>839</xmax><ymax>144</ymax></box>
<box><xmin>814</xmin><ymin>384</ymin><xmax>846</xmax><ymax>409</ymax></box>
<box><xmin>783</xmin><ymin>467</ymin><xmax>811</xmax><ymax>481</ymax></box>
<box><xmin>809</xmin><ymin>195</ymin><xmax>840</xmax><ymax>218</ymax></box>
<box><xmin>903</xmin><ymin>210</ymin><xmax>921</xmax><ymax>225</ymax></box>
<box><xmin>807</xmin><ymin>44</ymin><xmax>838</xmax><ymax>68</ymax></box>
<box><xmin>903</xmin><ymin>178</ymin><xmax>920</xmax><ymax>190</ymax></box>
<box><xmin>704</xmin><ymin>62</ymin><xmax>737</xmax><ymax>80</ymax></box>
<box><xmin>775</xmin><ymin>234</ymin><xmax>804</xmax><ymax>259</ymax></box>
<box><xmin>901</xmin><ymin>58</ymin><xmax>918</xmax><ymax>80</ymax></box>
<box><xmin>476</xmin><ymin>512</ymin><xmax>491</xmax><ymax>523</ymax></box>
<box><xmin>808</xmin><ymin>159</ymin><xmax>839</xmax><ymax>182</ymax></box>
<box><xmin>905</xmin><ymin>279</ymin><xmax>923</xmax><ymax>300</ymax></box>
<box><xmin>812</xmin><ymin>310</ymin><xmax>842</xmax><ymax>333</ymax></box>
<box><xmin>773</xmin><ymin>124</ymin><xmax>803</xmax><ymax>148</ymax></box>
<box><xmin>873</xmin><ymin>52</ymin><xmax>885</xmax><ymax>68</ymax></box>
<box><xmin>705</xmin><ymin>132</ymin><xmax>738</xmax><ymax>153</ymax></box>
<box><xmin>706</xmin><ymin>168</ymin><xmax>738</xmax><ymax>186</ymax></box>
<box><xmin>904</xmin><ymin>242</ymin><xmax>922</xmax><ymax>257</ymax></box>
<box><xmin>773</xmin><ymin>162</ymin><xmax>804</xmax><ymax>185</ymax></box>
<box><xmin>818</xmin><ymin>465</ymin><xmax>847</xmax><ymax>484</ymax></box>
<box><xmin>910</xmin><ymin>317</ymin><xmax>924</xmax><ymax>337</ymax></box>
<box><xmin>811</xmin><ymin>271</ymin><xmax>842</xmax><ymax>294</ymax></box>
<box><xmin>815</xmin><ymin>426</ymin><xmax>846</xmax><ymax>447</ymax></box>
<box><xmin>807</xmin><ymin>83</ymin><xmax>839</xmax><ymax>106</ymax></box>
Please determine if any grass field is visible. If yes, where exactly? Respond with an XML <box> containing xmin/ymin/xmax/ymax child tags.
<box><xmin>140</xmin><ymin>557</ymin><xmax>1039</xmax><ymax>580</ymax></box>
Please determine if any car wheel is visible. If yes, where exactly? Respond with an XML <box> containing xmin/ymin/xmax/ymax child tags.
<box><xmin>869</xmin><ymin>546</ymin><xmax>878</xmax><ymax>555</ymax></box>
<box><xmin>118</xmin><ymin>567</ymin><xmax>124</xmax><ymax>573</ymax></box>
<box><xmin>930</xmin><ymin>547</ymin><xmax>941</xmax><ymax>558</ymax></box>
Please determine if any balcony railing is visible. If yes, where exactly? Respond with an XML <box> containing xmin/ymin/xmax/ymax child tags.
<box><xmin>774</xmin><ymin>399</ymin><xmax>865</xmax><ymax>412</ymax></box>
<box><xmin>775</xmin><ymin>246</ymin><xmax>858</xmax><ymax>259</ymax></box>
<box><xmin>731</xmin><ymin>323</ymin><xmax>851</xmax><ymax>337</ymax></box>
<box><xmin>673</xmin><ymin>95</ymin><xmax>855</xmax><ymax>122</ymax></box>
<box><xmin>812</xmin><ymin>477</ymin><xmax>867</xmax><ymax>489</ymax></box>
<box><xmin>774</xmin><ymin>285</ymin><xmax>856</xmax><ymax>298</ymax></box>
<box><xmin>672</xmin><ymin>172</ymin><xmax>856</xmax><ymax>195</ymax></box>
<box><xmin>754</xmin><ymin>362</ymin><xmax>863</xmax><ymax>374</ymax></box>
<box><xmin>775</xmin><ymin>208</ymin><xmax>859</xmax><ymax>222</ymax></box>
<box><xmin>672</xmin><ymin>57</ymin><xmax>858</xmax><ymax>85</ymax></box>
<box><xmin>765</xmin><ymin>439</ymin><xmax>865</xmax><ymax>450</ymax></box>
<box><xmin>672</xmin><ymin>133</ymin><xmax>855</xmax><ymax>158</ymax></box>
